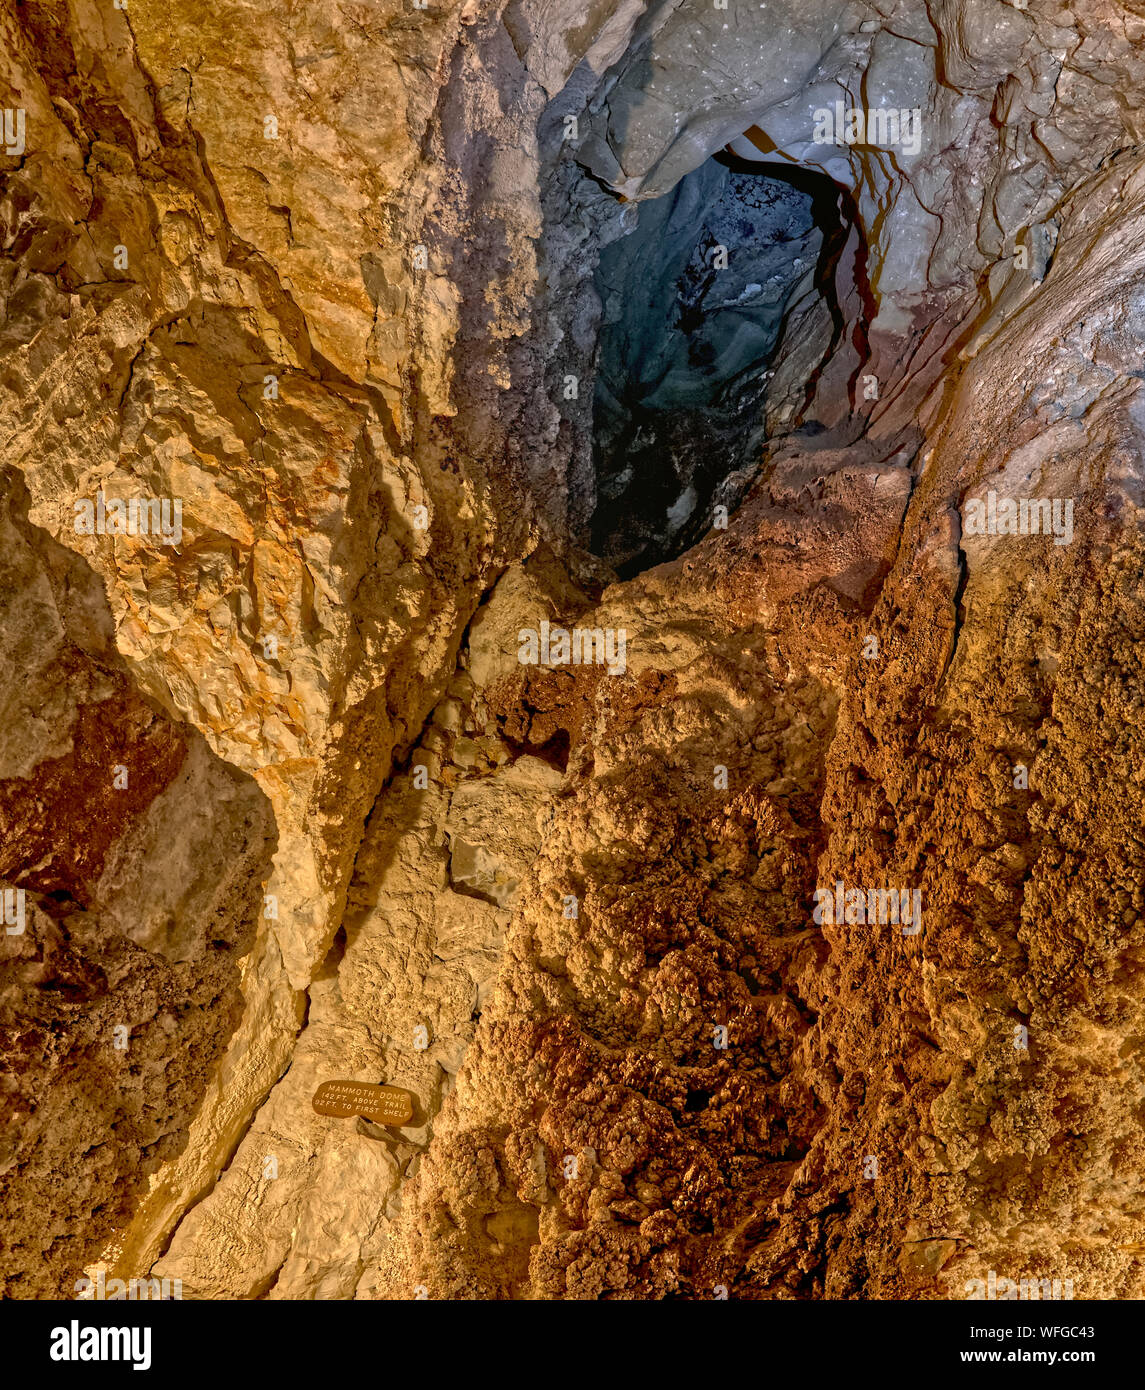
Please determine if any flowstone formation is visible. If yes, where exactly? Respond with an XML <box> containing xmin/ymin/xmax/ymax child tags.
<box><xmin>2</xmin><ymin>0</ymin><xmax>1145</xmax><ymax>1306</ymax></box>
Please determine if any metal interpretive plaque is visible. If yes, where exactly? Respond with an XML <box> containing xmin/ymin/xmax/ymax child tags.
<box><xmin>312</xmin><ymin>1081</ymin><xmax>413</xmax><ymax>1126</ymax></box>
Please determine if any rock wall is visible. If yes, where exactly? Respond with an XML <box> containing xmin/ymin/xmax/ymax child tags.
<box><xmin>0</xmin><ymin>470</ymin><xmax>275</xmax><ymax>1298</ymax></box>
<box><xmin>0</xmin><ymin>0</ymin><xmax>553</xmax><ymax>1293</ymax></box>
<box><xmin>3</xmin><ymin>0</ymin><xmax>1145</xmax><ymax>1301</ymax></box>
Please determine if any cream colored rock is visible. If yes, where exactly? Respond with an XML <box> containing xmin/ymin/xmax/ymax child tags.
<box><xmin>467</xmin><ymin>552</ymin><xmax>591</xmax><ymax>689</ymax></box>
<box><xmin>154</xmin><ymin>671</ymin><xmax>552</xmax><ymax>1299</ymax></box>
<box><xmin>446</xmin><ymin>755</ymin><xmax>565</xmax><ymax>906</ymax></box>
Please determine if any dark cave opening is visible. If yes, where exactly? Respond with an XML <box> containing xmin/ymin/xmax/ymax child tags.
<box><xmin>588</xmin><ymin>154</ymin><xmax>859</xmax><ymax>578</ymax></box>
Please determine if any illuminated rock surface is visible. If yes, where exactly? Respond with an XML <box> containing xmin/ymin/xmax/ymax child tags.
<box><xmin>2</xmin><ymin>0</ymin><xmax>1145</xmax><ymax>1301</ymax></box>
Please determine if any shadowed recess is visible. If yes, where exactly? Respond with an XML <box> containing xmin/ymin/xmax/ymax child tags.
<box><xmin>589</xmin><ymin>156</ymin><xmax>856</xmax><ymax>575</ymax></box>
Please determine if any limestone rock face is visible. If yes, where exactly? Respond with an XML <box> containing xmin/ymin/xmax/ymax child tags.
<box><xmin>447</xmin><ymin>755</ymin><xmax>564</xmax><ymax>906</ymax></box>
<box><xmin>0</xmin><ymin>471</ymin><xmax>275</xmax><ymax>1298</ymax></box>
<box><xmin>3</xmin><ymin>0</ymin><xmax>1145</xmax><ymax>1306</ymax></box>
<box><xmin>0</xmin><ymin>0</ymin><xmax>541</xmax><ymax>1293</ymax></box>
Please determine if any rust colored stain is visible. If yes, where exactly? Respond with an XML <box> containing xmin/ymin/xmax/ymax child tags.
<box><xmin>0</xmin><ymin>693</ymin><xmax>187</xmax><ymax>903</ymax></box>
